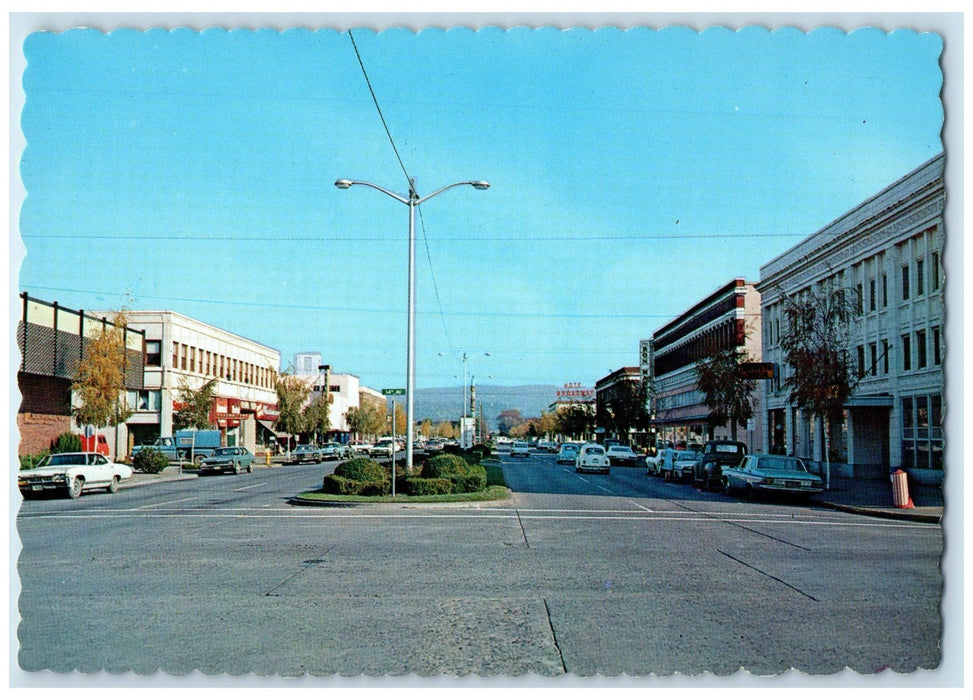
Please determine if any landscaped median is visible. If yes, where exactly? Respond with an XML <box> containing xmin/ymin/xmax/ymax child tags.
<box><xmin>291</xmin><ymin>447</ymin><xmax>510</xmax><ymax>505</ymax></box>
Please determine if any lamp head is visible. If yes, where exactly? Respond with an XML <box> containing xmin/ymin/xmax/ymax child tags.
<box><xmin>334</xmin><ymin>179</ymin><xmax>353</xmax><ymax>189</ymax></box>
<box><xmin>471</xmin><ymin>181</ymin><xmax>490</xmax><ymax>190</ymax></box>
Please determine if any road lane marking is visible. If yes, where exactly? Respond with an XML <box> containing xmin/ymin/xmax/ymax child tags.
<box><xmin>17</xmin><ymin>511</ymin><xmax>940</xmax><ymax>529</ymax></box>
<box><xmin>136</xmin><ymin>497</ymin><xmax>197</xmax><ymax>509</ymax></box>
<box><xmin>628</xmin><ymin>500</ymin><xmax>654</xmax><ymax>512</ymax></box>
<box><xmin>234</xmin><ymin>482</ymin><xmax>268</xmax><ymax>491</ymax></box>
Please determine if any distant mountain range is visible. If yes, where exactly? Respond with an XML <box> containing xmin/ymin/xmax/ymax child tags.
<box><xmin>406</xmin><ymin>385</ymin><xmax>561</xmax><ymax>428</ymax></box>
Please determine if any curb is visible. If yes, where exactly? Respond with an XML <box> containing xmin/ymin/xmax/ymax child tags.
<box><xmin>815</xmin><ymin>500</ymin><xmax>942</xmax><ymax>524</ymax></box>
<box><xmin>288</xmin><ymin>490</ymin><xmax>515</xmax><ymax>509</ymax></box>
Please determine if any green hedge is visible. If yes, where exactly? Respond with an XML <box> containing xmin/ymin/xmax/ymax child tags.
<box><xmin>402</xmin><ymin>477</ymin><xmax>454</xmax><ymax>496</ymax></box>
<box><xmin>52</xmin><ymin>432</ymin><xmax>82</xmax><ymax>454</ymax></box>
<box><xmin>419</xmin><ymin>454</ymin><xmax>486</xmax><ymax>494</ymax></box>
<box><xmin>131</xmin><ymin>447</ymin><xmax>169</xmax><ymax>474</ymax></box>
<box><xmin>335</xmin><ymin>457</ymin><xmax>386</xmax><ymax>483</ymax></box>
<box><xmin>422</xmin><ymin>454</ymin><xmax>468</xmax><ymax>479</ymax></box>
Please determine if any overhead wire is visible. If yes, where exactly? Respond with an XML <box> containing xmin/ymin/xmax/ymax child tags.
<box><xmin>348</xmin><ymin>29</ymin><xmax>460</xmax><ymax>361</ymax></box>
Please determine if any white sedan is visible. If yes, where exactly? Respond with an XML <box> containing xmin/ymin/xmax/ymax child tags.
<box><xmin>18</xmin><ymin>452</ymin><xmax>133</xmax><ymax>499</ymax></box>
<box><xmin>510</xmin><ymin>440</ymin><xmax>531</xmax><ymax>457</ymax></box>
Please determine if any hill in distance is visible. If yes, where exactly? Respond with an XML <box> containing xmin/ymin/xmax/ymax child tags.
<box><xmin>407</xmin><ymin>385</ymin><xmax>561</xmax><ymax>429</ymax></box>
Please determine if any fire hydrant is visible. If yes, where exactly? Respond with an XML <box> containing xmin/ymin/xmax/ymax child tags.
<box><xmin>891</xmin><ymin>469</ymin><xmax>914</xmax><ymax>509</ymax></box>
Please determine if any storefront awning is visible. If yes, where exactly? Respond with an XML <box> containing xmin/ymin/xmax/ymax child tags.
<box><xmin>257</xmin><ymin>419</ymin><xmax>283</xmax><ymax>436</ymax></box>
<box><xmin>845</xmin><ymin>395</ymin><xmax>894</xmax><ymax>408</ymax></box>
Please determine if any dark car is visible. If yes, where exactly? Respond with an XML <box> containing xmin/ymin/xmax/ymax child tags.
<box><xmin>693</xmin><ymin>440</ymin><xmax>747</xmax><ymax>490</ymax></box>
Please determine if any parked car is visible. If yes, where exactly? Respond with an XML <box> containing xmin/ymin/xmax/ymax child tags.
<box><xmin>556</xmin><ymin>442</ymin><xmax>581</xmax><ymax>464</ymax></box>
<box><xmin>510</xmin><ymin>440</ymin><xmax>530</xmax><ymax>457</ymax></box>
<box><xmin>575</xmin><ymin>443</ymin><xmax>610</xmax><ymax>474</ymax></box>
<box><xmin>723</xmin><ymin>454</ymin><xmax>824</xmax><ymax>500</ymax></box>
<box><xmin>606</xmin><ymin>444</ymin><xmax>642</xmax><ymax>467</ymax></box>
<box><xmin>672</xmin><ymin>448</ymin><xmax>702</xmax><ymax>482</ymax></box>
<box><xmin>199</xmin><ymin>446</ymin><xmax>254</xmax><ymax>475</ymax></box>
<box><xmin>19</xmin><ymin>451</ymin><xmax>133</xmax><ymax>499</ymax></box>
<box><xmin>693</xmin><ymin>440</ymin><xmax>748</xmax><ymax>490</ymax></box>
<box><xmin>349</xmin><ymin>441</ymin><xmax>372</xmax><ymax>456</ymax></box>
<box><xmin>371</xmin><ymin>438</ymin><xmax>397</xmax><ymax>458</ymax></box>
<box><xmin>289</xmin><ymin>444</ymin><xmax>322</xmax><ymax>464</ymax></box>
<box><xmin>320</xmin><ymin>442</ymin><xmax>350</xmax><ymax>460</ymax></box>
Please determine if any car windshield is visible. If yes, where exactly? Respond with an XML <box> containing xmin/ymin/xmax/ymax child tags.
<box><xmin>756</xmin><ymin>457</ymin><xmax>808</xmax><ymax>472</ymax></box>
<box><xmin>213</xmin><ymin>447</ymin><xmax>235</xmax><ymax>456</ymax></box>
<box><xmin>610</xmin><ymin>446</ymin><xmax>634</xmax><ymax>454</ymax></box>
<box><xmin>40</xmin><ymin>454</ymin><xmax>88</xmax><ymax>466</ymax></box>
<box><xmin>713</xmin><ymin>444</ymin><xmax>744</xmax><ymax>454</ymax></box>
<box><xmin>561</xmin><ymin>445</ymin><xmax>578</xmax><ymax>452</ymax></box>
<box><xmin>676</xmin><ymin>450</ymin><xmax>701</xmax><ymax>459</ymax></box>
<box><xmin>585</xmin><ymin>447</ymin><xmax>605</xmax><ymax>455</ymax></box>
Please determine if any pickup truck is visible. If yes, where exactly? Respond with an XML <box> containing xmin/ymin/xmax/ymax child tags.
<box><xmin>693</xmin><ymin>440</ymin><xmax>748</xmax><ymax>491</ymax></box>
<box><xmin>131</xmin><ymin>429</ymin><xmax>223</xmax><ymax>465</ymax></box>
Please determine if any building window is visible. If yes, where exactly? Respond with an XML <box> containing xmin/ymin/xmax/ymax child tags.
<box><xmin>931</xmin><ymin>252</ymin><xmax>940</xmax><ymax>291</ymax></box>
<box><xmin>933</xmin><ymin>326</ymin><xmax>941</xmax><ymax>365</ymax></box>
<box><xmin>190</xmin><ymin>346</ymin><xmax>196</xmax><ymax>373</ymax></box>
<box><xmin>882</xmin><ymin>339</ymin><xmax>889</xmax><ymax>374</ymax></box>
<box><xmin>857</xmin><ymin>345</ymin><xmax>866</xmax><ymax>378</ymax></box>
<box><xmin>901</xmin><ymin>264</ymin><xmax>911</xmax><ymax>301</ymax></box>
<box><xmin>869</xmin><ymin>342</ymin><xmax>877</xmax><ymax>376</ymax></box>
<box><xmin>916</xmin><ymin>329</ymin><xmax>927</xmax><ymax>369</ymax></box>
<box><xmin>181</xmin><ymin>344</ymin><xmax>187</xmax><ymax>370</ymax></box>
<box><xmin>901</xmin><ymin>334</ymin><xmax>911</xmax><ymax>371</ymax></box>
<box><xmin>856</xmin><ymin>283</ymin><xmax>864</xmax><ymax>315</ymax></box>
<box><xmin>136</xmin><ymin>390</ymin><xmax>161</xmax><ymax>412</ymax></box>
<box><xmin>145</xmin><ymin>340</ymin><xmax>161</xmax><ymax>367</ymax></box>
<box><xmin>882</xmin><ymin>274</ymin><xmax>888</xmax><ymax>307</ymax></box>
<box><xmin>869</xmin><ymin>279</ymin><xmax>876</xmax><ymax>312</ymax></box>
<box><xmin>916</xmin><ymin>258</ymin><xmax>925</xmax><ymax>296</ymax></box>
<box><xmin>173</xmin><ymin>342</ymin><xmax>180</xmax><ymax>368</ymax></box>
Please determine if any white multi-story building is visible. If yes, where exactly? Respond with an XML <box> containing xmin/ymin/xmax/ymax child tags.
<box><xmin>294</xmin><ymin>352</ymin><xmax>385</xmax><ymax>438</ymax></box>
<box><xmin>118</xmin><ymin>311</ymin><xmax>281</xmax><ymax>455</ymax></box>
<box><xmin>757</xmin><ymin>153</ymin><xmax>944</xmax><ymax>484</ymax></box>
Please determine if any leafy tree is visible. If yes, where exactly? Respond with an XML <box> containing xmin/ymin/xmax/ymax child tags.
<box><xmin>345</xmin><ymin>402</ymin><xmax>386</xmax><ymax>439</ymax></box>
<box><xmin>777</xmin><ymin>286</ymin><xmax>860</xmax><ymax>487</ymax></box>
<box><xmin>538</xmin><ymin>410</ymin><xmax>559</xmax><ymax>438</ymax></box>
<box><xmin>556</xmin><ymin>403</ymin><xmax>596</xmax><ymax>441</ymax></box>
<box><xmin>695</xmin><ymin>346</ymin><xmax>756</xmax><ymax>441</ymax></box>
<box><xmin>276</xmin><ymin>373</ymin><xmax>312</xmax><ymax>447</ymax></box>
<box><xmin>302</xmin><ymin>393</ymin><xmax>332</xmax><ymax>443</ymax></box>
<box><xmin>172</xmin><ymin>377</ymin><xmax>218</xmax><ymax>431</ymax></box>
<box><xmin>496</xmin><ymin>409</ymin><xmax>526</xmax><ymax>436</ymax></box>
<box><xmin>597</xmin><ymin>379</ymin><xmax>647</xmax><ymax>442</ymax></box>
<box><xmin>71</xmin><ymin>313</ymin><xmax>133</xmax><ymax>429</ymax></box>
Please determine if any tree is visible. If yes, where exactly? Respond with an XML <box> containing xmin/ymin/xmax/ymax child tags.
<box><xmin>597</xmin><ymin>380</ymin><xmax>648</xmax><ymax>442</ymax></box>
<box><xmin>172</xmin><ymin>377</ymin><xmax>218</xmax><ymax>431</ymax></box>
<box><xmin>345</xmin><ymin>402</ymin><xmax>386</xmax><ymax>439</ymax></box>
<box><xmin>556</xmin><ymin>403</ymin><xmax>596</xmax><ymax>441</ymax></box>
<box><xmin>496</xmin><ymin>409</ymin><xmax>526</xmax><ymax>436</ymax></box>
<box><xmin>275</xmin><ymin>373</ymin><xmax>312</xmax><ymax>449</ymax></box>
<box><xmin>71</xmin><ymin>313</ymin><xmax>133</xmax><ymax>429</ymax></box>
<box><xmin>302</xmin><ymin>393</ymin><xmax>331</xmax><ymax>443</ymax></box>
<box><xmin>695</xmin><ymin>346</ymin><xmax>756</xmax><ymax>441</ymax></box>
<box><xmin>777</xmin><ymin>286</ymin><xmax>860</xmax><ymax>488</ymax></box>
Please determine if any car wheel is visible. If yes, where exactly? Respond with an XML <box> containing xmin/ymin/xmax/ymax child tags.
<box><xmin>67</xmin><ymin>477</ymin><xmax>84</xmax><ymax>499</ymax></box>
<box><xmin>745</xmin><ymin>485</ymin><xmax>756</xmax><ymax>501</ymax></box>
<box><xmin>107</xmin><ymin>476</ymin><xmax>120</xmax><ymax>494</ymax></box>
<box><xmin>234</xmin><ymin>463</ymin><xmax>242</xmax><ymax>475</ymax></box>
<box><xmin>194</xmin><ymin>454</ymin><xmax>205</xmax><ymax>466</ymax></box>
<box><xmin>247</xmin><ymin>463</ymin><xmax>253</xmax><ymax>473</ymax></box>
<box><xmin>722</xmin><ymin>478</ymin><xmax>731</xmax><ymax>496</ymax></box>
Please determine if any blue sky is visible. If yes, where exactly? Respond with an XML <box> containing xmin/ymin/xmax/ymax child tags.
<box><xmin>15</xmin><ymin>24</ymin><xmax>944</xmax><ymax>391</ymax></box>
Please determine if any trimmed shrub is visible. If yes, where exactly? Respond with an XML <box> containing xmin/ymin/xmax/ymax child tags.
<box><xmin>19</xmin><ymin>451</ymin><xmax>50</xmax><ymax>470</ymax></box>
<box><xmin>422</xmin><ymin>454</ymin><xmax>468</xmax><ymax>480</ymax></box>
<box><xmin>131</xmin><ymin>447</ymin><xmax>169</xmax><ymax>474</ymax></box>
<box><xmin>52</xmin><ymin>432</ymin><xmax>82</xmax><ymax>454</ymax></box>
<box><xmin>403</xmin><ymin>477</ymin><xmax>453</xmax><ymax>496</ymax></box>
<box><xmin>335</xmin><ymin>457</ymin><xmax>386</xmax><ymax>484</ymax></box>
<box><xmin>322</xmin><ymin>474</ymin><xmax>362</xmax><ymax>495</ymax></box>
<box><xmin>452</xmin><ymin>463</ymin><xmax>487</xmax><ymax>493</ymax></box>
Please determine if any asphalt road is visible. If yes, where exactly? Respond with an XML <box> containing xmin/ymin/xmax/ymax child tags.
<box><xmin>13</xmin><ymin>448</ymin><xmax>943</xmax><ymax>682</ymax></box>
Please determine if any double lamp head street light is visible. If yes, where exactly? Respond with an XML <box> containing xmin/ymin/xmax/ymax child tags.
<box><xmin>334</xmin><ymin>178</ymin><xmax>490</xmax><ymax>474</ymax></box>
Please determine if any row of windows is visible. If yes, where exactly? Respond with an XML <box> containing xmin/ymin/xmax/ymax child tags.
<box><xmin>150</xmin><ymin>340</ymin><xmax>278</xmax><ymax>389</ymax></box>
<box><xmin>855</xmin><ymin>251</ymin><xmax>940</xmax><ymax>314</ymax></box>
<box><xmin>855</xmin><ymin>325</ymin><xmax>942</xmax><ymax>377</ymax></box>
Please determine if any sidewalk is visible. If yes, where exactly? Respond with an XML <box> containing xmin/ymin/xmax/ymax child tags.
<box><xmin>810</xmin><ymin>475</ymin><xmax>943</xmax><ymax>524</ymax></box>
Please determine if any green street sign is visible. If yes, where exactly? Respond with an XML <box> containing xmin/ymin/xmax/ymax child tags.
<box><xmin>382</xmin><ymin>388</ymin><xmax>406</xmax><ymax>396</ymax></box>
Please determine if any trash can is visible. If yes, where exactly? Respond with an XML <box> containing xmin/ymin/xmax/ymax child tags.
<box><xmin>891</xmin><ymin>469</ymin><xmax>914</xmax><ymax>509</ymax></box>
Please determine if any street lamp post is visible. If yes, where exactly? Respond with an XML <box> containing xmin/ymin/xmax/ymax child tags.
<box><xmin>335</xmin><ymin>178</ymin><xmax>489</xmax><ymax>473</ymax></box>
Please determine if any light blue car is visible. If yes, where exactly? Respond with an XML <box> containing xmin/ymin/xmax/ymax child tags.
<box><xmin>723</xmin><ymin>454</ymin><xmax>824</xmax><ymax>500</ymax></box>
